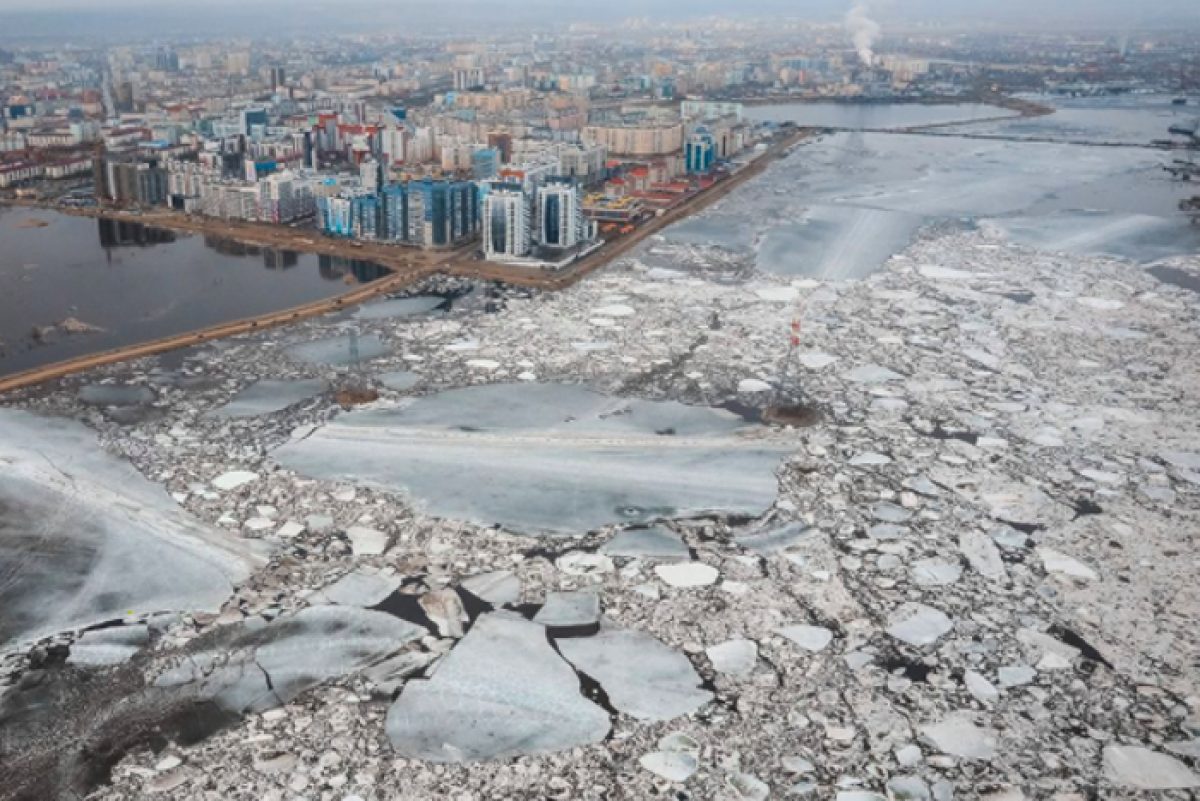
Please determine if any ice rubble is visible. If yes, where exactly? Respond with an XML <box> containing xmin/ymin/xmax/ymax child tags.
<box><xmin>3</xmin><ymin>171</ymin><xmax>1200</xmax><ymax>800</ymax></box>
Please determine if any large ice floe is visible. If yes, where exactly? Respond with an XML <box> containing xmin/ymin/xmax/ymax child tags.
<box><xmin>386</xmin><ymin>612</ymin><xmax>611</xmax><ymax>761</ymax></box>
<box><xmin>0</xmin><ymin>409</ymin><xmax>257</xmax><ymax>650</ymax></box>
<box><xmin>272</xmin><ymin>382</ymin><xmax>790</xmax><ymax>535</ymax></box>
<box><xmin>208</xmin><ymin>378</ymin><xmax>328</xmax><ymax>418</ymax></box>
<box><xmin>155</xmin><ymin>605</ymin><xmax>425</xmax><ymax>713</ymax></box>
<box><xmin>283</xmin><ymin>333</ymin><xmax>389</xmax><ymax>365</ymax></box>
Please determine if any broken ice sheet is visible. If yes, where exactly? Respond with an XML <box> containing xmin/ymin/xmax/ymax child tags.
<box><xmin>640</xmin><ymin>750</ymin><xmax>699</xmax><ymax>782</ymax></box>
<box><xmin>655</xmin><ymin>562</ymin><xmax>720</xmax><ymax>588</ymax></box>
<box><xmin>386</xmin><ymin>613</ymin><xmax>610</xmax><ymax>761</ymax></box>
<box><xmin>1037</xmin><ymin>548</ymin><xmax>1098</xmax><ymax>581</ymax></box>
<box><xmin>285</xmin><ymin>333</ymin><xmax>389</xmax><ymax>365</ymax></box>
<box><xmin>67</xmin><ymin>624</ymin><xmax>150</xmax><ymax>666</ymax></box>
<box><xmin>965</xmin><ymin>670</ymin><xmax>999</xmax><ymax>705</ymax></box>
<box><xmin>920</xmin><ymin>715</ymin><xmax>999</xmax><ymax>760</ymax></box>
<box><xmin>209</xmin><ymin>379</ymin><xmax>328</xmax><ymax>418</ymax></box>
<box><xmin>777</xmin><ymin>625</ymin><xmax>834</xmax><ymax>653</ymax></box>
<box><xmin>272</xmin><ymin>383</ymin><xmax>790</xmax><ymax>535</ymax></box>
<box><xmin>706</xmin><ymin>638</ymin><xmax>758</xmax><ymax>677</ymax></box>
<box><xmin>211</xmin><ymin>470</ymin><xmax>258</xmax><ymax>491</ymax></box>
<box><xmin>911</xmin><ymin>560</ymin><xmax>962</xmax><ymax>586</ymax></box>
<box><xmin>309</xmin><ymin>570</ymin><xmax>401</xmax><ymax>607</ymax></box>
<box><xmin>157</xmin><ymin>605</ymin><xmax>424</xmax><ymax>714</ymax></box>
<box><xmin>1102</xmin><ymin>745</ymin><xmax>1200</xmax><ymax>790</ymax></box>
<box><xmin>0</xmin><ymin>409</ymin><xmax>257</xmax><ymax>649</ymax></box>
<box><xmin>600</xmin><ymin>526</ymin><xmax>691</xmax><ymax>561</ymax></box>
<box><xmin>534</xmin><ymin>592</ymin><xmax>601</xmax><ymax>630</ymax></box>
<box><xmin>959</xmin><ymin>529</ymin><xmax>1007</xmax><ymax>579</ymax></box>
<box><xmin>353</xmin><ymin>295</ymin><xmax>445</xmax><ymax>320</ymax></box>
<box><xmin>79</xmin><ymin>384</ymin><xmax>155</xmax><ymax>406</ymax></box>
<box><xmin>558</xmin><ymin>626</ymin><xmax>713</xmax><ymax>721</ymax></box>
<box><xmin>734</xmin><ymin>522</ymin><xmax>814</xmax><ymax>555</ymax></box>
<box><xmin>460</xmin><ymin>570</ymin><xmax>521</xmax><ymax>606</ymax></box>
<box><xmin>887</xmin><ymin>604</ymin><xmax>954</xmax><ymax>647</ymax></box>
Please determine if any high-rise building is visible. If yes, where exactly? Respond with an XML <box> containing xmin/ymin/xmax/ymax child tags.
<box><xmin>537</xmin><ymin>177</ymin><xmax>583</xmax><ymax>250</ymax></box>
<box><xmin>353</xmin><ymin>195</ymin><xmax>381</xmax><ymax>239</ymax></box>
<box><xmin>241</xmin><ymin>108</ymin><xmax>268</xmax><ymax>138</ymax></box>
<box><xmin>114</xmin><ymin>81</ymin><xmax>136</xmax><ymax>113</ymax></box>
<box><xmin>154</xmin><ymin>49</ymin><xmax>180</xmax><ymax>73</ymax></box>
<box><xmin>226</xmin><ymin>52</ymin><xmax>251</xmax><ymax>76</ymax></box>
<box><xmin>472</xmin><ymin>148</ymin><xmax>499</xmax><ymax>180</ymax></box>
<box><xmin>103</xmin><ymin>154</ymin><xmax>167</xmax><ymax>206</ymax></box>
<box><xmin>453</xmin><ymin>54</ymin><xmax>485</xmax><ymax>91</ymax></box>
<box><xmin>317</xmin><ymin>179</ymin><xmax>477</xmax><ymax>249</ymax></box>
<box><xmin>360</xmin><ymin>158</ymin><xmax>382</xmax><ymax>193</ymax></box>
<box><xmin>483</xmin><ymin>182</ymin><xmax>531</xmax><ymax>259</ymax></box>
<box><xmin>685</xmin><ymin>128</ymin><xmax>716</xmax><ymax>174</ymax></box>
<box><xmin>270</xmin><ymin>67</ymin><xmax>287</xmax><ymax>92</ymax></box>
<box><xmin>558</xmin><ymin>143</ymin><xmax>608</xmax><ymax>184</ymax></box>
<box><xmin>454</xmin><ymin>67</ymin><xmax>485</xmax><ymax>91</ymax></box>
<box><xmin>381</xmin><ymin>184</ymin><xmax>408</xmax><ymax>241</ymax></box>
<box><xmin>381</xmin><ymin>126</ymin><xmax>408</xmax><ymax>166</ymax></box>
<box><xmin>486</xmin><ymin>131</ymin><xmax>512</xmax><ymax>164</ymax></box>
<box><xmin>318</xmin><ymin>194</ymin><xmax>357</xmax><ymax>237</ymax></box>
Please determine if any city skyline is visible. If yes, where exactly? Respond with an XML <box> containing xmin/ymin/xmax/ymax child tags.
<box><xmin>2</xmin><ymin>0</ymin><xmax>1200</xmax><ymax>42</ymax></box>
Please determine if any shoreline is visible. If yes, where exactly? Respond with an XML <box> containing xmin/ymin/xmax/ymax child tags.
<box><xmin>0</xmin><ymin>128</ymin><xmax>811</xmax><ymax>394</ymax></box>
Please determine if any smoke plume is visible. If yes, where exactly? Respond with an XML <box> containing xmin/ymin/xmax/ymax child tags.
<box><xmin>844</xmin><ymin>3</ymin><xmax>881</xmax><ymax>66</ymax></box>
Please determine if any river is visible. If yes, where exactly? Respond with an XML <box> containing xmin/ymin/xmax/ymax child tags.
<box><xmin>0</xmin><ymin>208</ymin><xmax>387</xmax><ymax>377</ymax></box>
<box><xmin>741</xmin><ymin>101</ymin><xmax>1014</xmax><ymax>129</ymax></box>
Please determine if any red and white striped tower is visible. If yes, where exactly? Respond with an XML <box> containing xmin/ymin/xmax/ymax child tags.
<box><xmin>774</xmin><ymin>295</ymin><xmax>806</xmax><ymax>405</ymax></box>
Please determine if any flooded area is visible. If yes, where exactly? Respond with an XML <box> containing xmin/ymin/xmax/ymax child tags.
<box><xmin>0</xmin><ymin>207</ymin><xmax>388</xmax><ymax>377</ymax></box>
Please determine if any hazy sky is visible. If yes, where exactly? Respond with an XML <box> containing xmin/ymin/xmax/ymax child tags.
<box><xmin>1</xmin><ymin>0</ymin><xmax>1198</xmax><ymax>40</ymax></box>
<box><xmin>1</xmin><ymin>0</ymin><xmax>1198</xmax><ymax>15</ymax></box>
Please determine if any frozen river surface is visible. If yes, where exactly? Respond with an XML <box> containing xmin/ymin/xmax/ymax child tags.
<box><xmin>0</xmin><ymin>409</ymin><xmax>256</xmax><ymax>649</ymax></box>
<box><xmin>742</xmin><ymin>101</ymin><xmax>1011</xmax><ymax>129</ymax></box>
<box><xmin>944</xmin><ymin>94</ymin><xmax>1197</xmax><ymax>145</ymax></box>
<box><xmin>660</xmin><ymin>121</ymin><xmax>1198</xmax><ymax>279</ymax></box>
